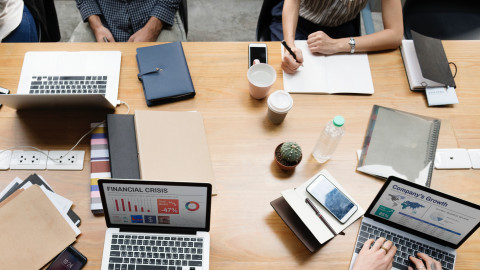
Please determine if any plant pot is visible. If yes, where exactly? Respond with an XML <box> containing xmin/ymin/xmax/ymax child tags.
<box><xmin>274</xmin><ymin>143</ymin><xmax>302</xmax><ymax>170</ymax></box>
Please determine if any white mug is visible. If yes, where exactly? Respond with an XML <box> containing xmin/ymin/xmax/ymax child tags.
<box><xmin>247</xmin><ymin>62</ymin><xmax>276</xmax><ymax>99</ymax></box>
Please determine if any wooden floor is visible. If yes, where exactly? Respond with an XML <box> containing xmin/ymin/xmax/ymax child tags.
<box><xmin>0</xmin><ymin>41</ymin><xmax>479</xmax><ymax>269</ymax></box>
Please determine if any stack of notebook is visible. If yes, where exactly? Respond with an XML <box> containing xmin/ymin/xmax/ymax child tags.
<box><xmin>0</xmin><ymin>174</ymin><xmax>81</xmax><ymax>269</ymax></box>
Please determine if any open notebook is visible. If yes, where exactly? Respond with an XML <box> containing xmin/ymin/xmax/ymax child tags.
<box><xmin>282</xmin><ymin>40</ymin><xmax>374</xmax><ymax>94</ymax></box>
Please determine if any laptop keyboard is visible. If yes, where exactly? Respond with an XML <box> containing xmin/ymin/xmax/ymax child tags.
<box><xmin>355</xmin><ymin>223</ymin><xmax>455</xmax><ymax>270</ymax></box>
<box><xmin>28</xmin><ymin>76</ymin><xmax>107</xmax><ymax>95</ymax></box>
<box><xmin>108</xmin><ymin>233</ymin><xmax>204</xmax><ymax>270</ymax></box>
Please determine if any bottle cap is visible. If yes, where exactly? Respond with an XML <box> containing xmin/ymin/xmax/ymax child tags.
<box><xmin>333</xmin><ymin>115</ymin><xmax>345</xmax><ymax>127</ymax></box>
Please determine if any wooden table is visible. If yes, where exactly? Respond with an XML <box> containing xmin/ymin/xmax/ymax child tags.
<box><xmin>0</xmin><ymin>42</ymin><xmax>479</xmax><ymax>269</ymax></box>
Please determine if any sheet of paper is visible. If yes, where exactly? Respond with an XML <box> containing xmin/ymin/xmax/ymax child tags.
<box><xmin>282</xmin><ymin>40</ymin><xmax>373</xmax><ymax>94</ymax></box>
<box><xmin>0</xmin><ymin>177</ymin><xmax>22</xmax><ymax>201</ymax></box>
<box><xmin>426</xmin><ymin>86</ymin><xmax>459</xmax><ymax>106</ymax></box>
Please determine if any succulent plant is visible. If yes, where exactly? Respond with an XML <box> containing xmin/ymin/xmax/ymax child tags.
<box><xmin>280</xmin><ymin>142</ymin><xmax>302</xmax><ymax>163</ymax></box>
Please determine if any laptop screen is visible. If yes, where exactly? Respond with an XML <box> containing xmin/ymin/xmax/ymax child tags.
<box><xmin>99</xmin><ymin>180</ymin><xmax>211</xmax><ymax>232</ymax></box>
<box><xmin>367</xmin><ymin>177</ymin><xmax>480</xmax><ymax>248</ymax></box>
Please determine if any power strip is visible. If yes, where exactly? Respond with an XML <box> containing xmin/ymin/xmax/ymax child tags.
<box><xmin>1</xmin><ymin>149</ymin><xmax>85</xmax><ymax>171</ymax></box>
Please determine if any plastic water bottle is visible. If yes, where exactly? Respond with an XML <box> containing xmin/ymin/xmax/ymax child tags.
<box><xmin>312</xmin><ymin>115</ymin><xmax>345</xmax><ymax>163</ymax></box>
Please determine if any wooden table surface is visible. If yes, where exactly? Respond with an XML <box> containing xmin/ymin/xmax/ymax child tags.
<box><xmin>0</xmin><ymin>41</ymin><xmax>479</xmax><ymax>269</ymax></box>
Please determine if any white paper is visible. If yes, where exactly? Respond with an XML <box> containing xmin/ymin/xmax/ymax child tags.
<box><xmin>282</xmin><ymin>41</ymin><xmax>374</xmax><ymax>94</ymax></box>
<box><xmin>281</xmin><ymin>169</ymin><xmax>365</xmax><ymax>244</ymax></box>
<box><xmin>426</xmin><ymin>86</ymin><xmax>459</xmax><ymax>106</ymax></box>
<box><xmin>0</xmin><ymin>177</ymin><xmax>22</xmax><ymax>199</ymax></box>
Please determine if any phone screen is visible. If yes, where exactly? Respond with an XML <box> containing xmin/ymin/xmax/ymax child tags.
<box><xmin>307</xmin><ymin>175</ymin><xmax>356</xmax><ymax>222</ymax></box>
<box><xmin>249</xmin><ymin>46</ymin><xmax>267</xmax><ymax>67</ymax></box>
<box><xmin>47</xmin><ymin>246</ymin><xmax>87</xmax><ymax>270</ymax></box>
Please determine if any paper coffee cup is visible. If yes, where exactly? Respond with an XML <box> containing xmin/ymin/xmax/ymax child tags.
<box><xmin>247</xmin><ymin>63</ymin><xmax>276</xmax><ymax>99</ymax></box>
<box><xmin>267</xmin><ymin>90</ymin><xmax>293</xmax><ymax>124</ymax></box>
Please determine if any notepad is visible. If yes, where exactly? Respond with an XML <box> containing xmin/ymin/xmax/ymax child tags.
<box><xmin>282</xmin><ymin>40</ymin><xmax>374</xmax><ymax>94</ymax></box>
<box><xmin>357</xmin><ymin>105</ymin><xmax>441</xmax><ymax>187</ymax></box>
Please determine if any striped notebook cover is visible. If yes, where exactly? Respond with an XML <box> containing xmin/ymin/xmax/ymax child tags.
<box><xmin>90</xmin><ymin>122</ymin><xmax>110</xmax><ymax>215</ymax></box>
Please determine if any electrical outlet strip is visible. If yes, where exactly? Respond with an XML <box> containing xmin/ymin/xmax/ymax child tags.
<box><xmin>468</xmin><ymin>149</ymin><xmax>480</xmax><ymax>169</ymax></box>
<box><xmin>10</xmin><ymin>150</ymin><xmax>48</xmax><ymax>170</ymax></box>
<box><xmin>0</xmin><ymin>150</ymin><xmax>12</xmax><ymax>170</ymax></box>
<box><xmin>435</xmin><ymin>149</ymin><xmax>472</xmax><ymax>169</ymax></box>
<box><xmin>47</xmin><ymin>150</ymin><xmax>85</xmax><ymax>170</ymax></box>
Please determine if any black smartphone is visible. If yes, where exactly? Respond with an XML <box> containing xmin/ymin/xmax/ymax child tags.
<box><xmin>47</xmin><ymin>245</ymin><xmax>87</xmax><ymax>270</ymax></box>
<box><xmin>248</xmin><ymin>43</ymin><xmax>268</xmax><ymax>67</ymax></box>
<box><xmin>306</xmin><ymin>174</ymin><xmax>358</xmax><ymax>223</ymax></box>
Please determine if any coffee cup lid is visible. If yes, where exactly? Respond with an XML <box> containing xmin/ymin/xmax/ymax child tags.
<box><xmin>268</xmin><ymin>90</ymin><xmax>293</xmax><ymax>113</ymax></box>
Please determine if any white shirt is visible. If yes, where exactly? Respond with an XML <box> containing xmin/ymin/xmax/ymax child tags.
<box><xmin>0</xmin><ymin>0</ymin><xmax>24</xmax><ymax>41</ymax></box>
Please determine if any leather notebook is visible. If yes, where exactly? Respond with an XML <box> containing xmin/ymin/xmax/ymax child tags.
<box><xmin>136</xmin><ymin>42</ymin><xmax>195</xmax><ymax>106</ymax></box>
<box><xmin>106</xmin><ymin>114</ymin><xmax>141</xmax><ymax>179</ymax></box>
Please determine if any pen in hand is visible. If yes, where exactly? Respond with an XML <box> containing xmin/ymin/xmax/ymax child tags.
<box><xmin>281</xmin><ymin>40</ymin><xmax>303</xmax><ymax>66</ymax></box>
<box><xmin>305</xmin><ymin>198</ymin><xmax>345</xmax><ymax>236</ymax></box>
<box><xmin>103</xmin><ymin>36</ymin><xmax>109</xmax><ymax>43</ymax></box>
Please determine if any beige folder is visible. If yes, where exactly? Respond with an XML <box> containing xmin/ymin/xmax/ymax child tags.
<box><xmin>0</xmin><ymin>185</ymin><xmax>77</xmax><ymax>269</ymax></box>
<box><xmin>135</xmin><ymin>111</ymin><xmax>218</xmax><ymax>194</ymax></box>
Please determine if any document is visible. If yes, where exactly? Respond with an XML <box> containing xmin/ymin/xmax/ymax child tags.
<box><xmin>282</xmin><ymin>40</ymin><xmax>374</xmax><ymax>94</ymax></box>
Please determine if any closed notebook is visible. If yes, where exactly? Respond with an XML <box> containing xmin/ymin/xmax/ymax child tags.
<box><xmin>136</xmin><ymin>42</ymin><xmax>195</xmax><ymax>106</ymax></box>
<box><xmin>357</xmin><ymin>105</ymin><xmax>441</xmax><ymax>187</ymax></box>
<box><xmin>0</xmin><ymin>185</ymin><xmax>77</xmax><ymax>269</ymax></box>
<box><xmin>134</xmin><ymin>110</ymin><xmax>218</xmax><ymax>195</ymax></box>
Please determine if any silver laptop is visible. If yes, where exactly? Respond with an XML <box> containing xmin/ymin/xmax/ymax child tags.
<box><xmin>0</xmin><ymin>51</ymin><xmax>121</xmax><ymax>109</ymax></box>
<box><xmin>349</xmin><ymin>176</ymin><xmax>480</xmax><ymax>270</ymax></box>
<box><xmin>98</xmin><ymin>179</ymin><xmax>212</xmax><ymax>270</ymax></box>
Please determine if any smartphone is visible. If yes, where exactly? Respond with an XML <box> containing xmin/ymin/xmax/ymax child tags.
<box><xmin>248</xmin><ymin>43</ymin><xmax>267</xmax><ymax>67</ymax></box>
<box><xmin>47</xmin><ymin>245</ymin><xmax>87</xmax><ymax>270</ymax></box>
<box><xmin>306</xmin><ymin>174</ymin><xmax>358</xmax><ymax>224</ymax></box>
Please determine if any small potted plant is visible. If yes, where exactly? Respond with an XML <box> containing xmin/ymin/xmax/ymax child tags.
<box><xmin>275</xmin><ymin>141</ymin><xmax>302</xmax><ymax>170</ymax></box>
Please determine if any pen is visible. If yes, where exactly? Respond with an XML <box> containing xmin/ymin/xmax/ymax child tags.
<box><xmin>281</xmin><ymin>40</ymin><xmax>299</xmax><ymax>62</ymax></box>
<box><xmin>305</xmin><ymin>198</ymin><xmax>344</xmax><ymax>236</ymax></box>
<box><xmin>103</xmin><ymin>36</ymin><xmax>109</xmax><ymax>43</ymax></box>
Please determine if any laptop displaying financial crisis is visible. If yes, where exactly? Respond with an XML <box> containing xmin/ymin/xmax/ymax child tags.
<box><xmin>98</xmin><ymin>179</ymin><xmax>212</xmax><ymax>270</ymax></box>
<box><xmin>349</xmin><ymin>176</ymin><xmax>480</xmax><ymax>270</ymax></box>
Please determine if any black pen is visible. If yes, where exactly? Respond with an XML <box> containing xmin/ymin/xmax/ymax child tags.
<box><xmin>305</xmin><ymin>198</ymin><xmax>344</xmax><ymax>236</ymax></box>
<box><xmin>281</xmin><ymin>40</ymin><xmax>303</xmax><ymax>65</ymax></box>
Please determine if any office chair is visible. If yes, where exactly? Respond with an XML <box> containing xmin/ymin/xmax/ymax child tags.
<box><xmin>403</xmin><ymin>0</ymin><xmax>480</xmax><ymax>40</ymax></box>
<box><xmin>179</xmin><ymin>0</ymin><xmax>188</xmax><ymax>36</ymax></box>
<box><xmin>255</xmin><ymin>0</ymin><xmax>373</xmax><ymax>41</ymax></box>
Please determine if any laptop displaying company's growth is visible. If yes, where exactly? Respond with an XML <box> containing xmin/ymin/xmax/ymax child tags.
<box><xmin>349</xmin><ymin>176</ymin><xmax>480</xmax><ymax>270</ymax></box>
<box><xmin>0</xmin><ymin>51</ymin><xmax>121</xmax><ymax>110</ymax></box>
<box><xmin>98</xmin><ymin>179</ymin><xmax>212</xmax><ymax>270</ymax></box>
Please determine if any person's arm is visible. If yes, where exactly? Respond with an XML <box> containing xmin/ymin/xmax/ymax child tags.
<box><xmin>128</xmin><ymin>0</ymin><xmax>180</xmax><ymax>42</ymax></box>
<box><xmin>307</xmin><ymin>0</ymin><xmax>403</xmax><ymax>54</ymax></box>
<box><xmin>88</xmin><ymin>15</ymin><xmax>115</xmax><ymax>42</ymax></box>
<box><xmin>281</xmin><ymin>0</ymin><xmax>304</xmax><ymax>74</ymax></box>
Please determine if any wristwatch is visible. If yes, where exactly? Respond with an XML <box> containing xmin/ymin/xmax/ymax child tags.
<box><xmin>349</xmin><ymin>37</ymin><xmax>356</xmax><ymax>54</ymax></box>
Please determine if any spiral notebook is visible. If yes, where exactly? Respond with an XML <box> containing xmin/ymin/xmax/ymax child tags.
<box><xmin>357</xmin><ymin>105</ymin><xmax>441</xmax><ymax>187</ymax></box>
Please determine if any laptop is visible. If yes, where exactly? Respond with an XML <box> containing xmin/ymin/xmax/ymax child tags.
<box><xmin>0</xmin><ymin>51</ymin><xmax>121</xmax><ymax>110</ymax></box>
<box><xmin>98</xmin><ymin>179</ymin><xmax>212</xmax><ymax>270</ymax></box>
<box><xmin>349</xmin><ymin>176</ymin><xmax>480</xmax><ymax>270</ymax></box>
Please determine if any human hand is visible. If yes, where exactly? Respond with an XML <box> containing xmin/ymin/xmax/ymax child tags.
<box><xmin>281</xmin><ymin>46</ymin><xmax>303</xmax><ymax>74</ymax></box>
<box><xmin>88</xmin><ymin>15</ymin><xmax>115</xmax><ymax>42</ymax></box>
<box><xmin>128</xmin><ymin>17</ymin><xmax>163</xmax><ymax>42</ymax></box>
<box><xmin>352</xmin><ymin>238</ymin><xmax>397</xmax><ymax>270</ymax></box>
<box><xmin>307</xmin><ymin>31</ymin><xmax>343</xmax><ymax>55</ymax></box>
<box><xmin>408</xmin><ymin>253</ymin><xmax>443</xmax><ymax>270</ymax></box>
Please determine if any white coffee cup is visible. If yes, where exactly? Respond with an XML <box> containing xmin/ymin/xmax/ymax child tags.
<box><xmin>267</xmin><ymin>90</ymin><xmax>293</xmax><ymax>124</ymax></box>
<box><xmin>247</xmin><ymin>62</ymin><xmax>276</xmax><ymax>99</ymax></box>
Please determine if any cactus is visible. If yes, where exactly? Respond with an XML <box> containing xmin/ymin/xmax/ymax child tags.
<box><xmin>280</xmin><ymin>142</ymin><xmax>302</xmax><ymax>163</ymax></box>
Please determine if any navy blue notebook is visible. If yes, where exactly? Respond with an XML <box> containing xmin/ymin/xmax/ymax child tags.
<box><xmin>136</xmin><ymin>42</ymin><xmax>195</xmax><ymax>106</ymax></box>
